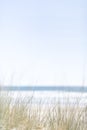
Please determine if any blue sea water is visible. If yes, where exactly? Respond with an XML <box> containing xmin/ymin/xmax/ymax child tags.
<box><xmin>2</xmin><ymin>86</ymin><xmax>87</xmax><ymax>92</ymax></box>
<box><xmin>1</xmin><ymin>86</ymin><xmax>87</xmax><ymax>106</ymax></box>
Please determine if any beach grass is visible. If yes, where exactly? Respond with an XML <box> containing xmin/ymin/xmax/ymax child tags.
<box><xmin>0</xmin><ymin>91</ymin><xmax>87</xmax><ymax>130</ymax></box>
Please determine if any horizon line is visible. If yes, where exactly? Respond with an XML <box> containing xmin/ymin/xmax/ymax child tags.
<box><xmin>1</xmin><ymin>86</ymin><xmax>87</xmax><ymax>93</ymax></box>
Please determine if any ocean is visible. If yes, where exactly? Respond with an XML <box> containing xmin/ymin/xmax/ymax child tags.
<box><xmin>1</xmin><ymin>86</ymin><xmax>87</xmax><ymax>106</ymax></box>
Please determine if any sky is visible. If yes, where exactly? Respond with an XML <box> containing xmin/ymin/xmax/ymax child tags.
<box><xmin>0</xmin><ymin>0</ymin><xmax>87</xmax><ymax>86</ymax></box>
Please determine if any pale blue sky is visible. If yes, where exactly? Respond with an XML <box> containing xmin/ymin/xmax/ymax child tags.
<box><xmin>0</xmin><ymin>0</ymin><xmax>87</xmax><ymax>86</ymax></box>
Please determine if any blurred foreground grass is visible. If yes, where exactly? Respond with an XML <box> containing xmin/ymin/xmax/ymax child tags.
<box><xmin>0</xmin><ymin>91</ymin><xmax>87</xmax><ymax>130</ymax></box>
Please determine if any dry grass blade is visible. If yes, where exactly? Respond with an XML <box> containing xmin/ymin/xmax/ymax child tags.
<box><xmin>0</xmin><ymin>90</ymin><xmax>87</xmax><ymax>130</ymax></box>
